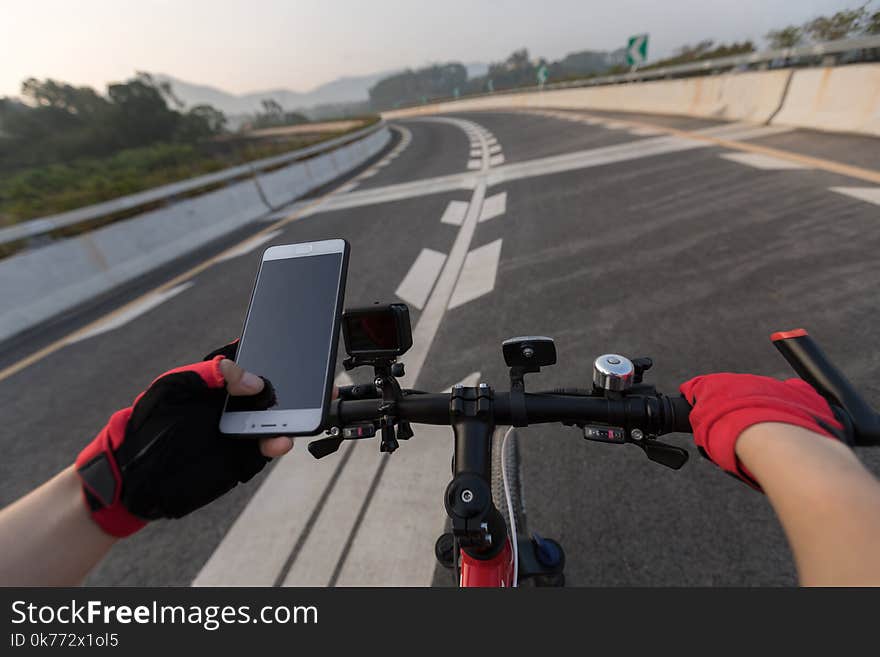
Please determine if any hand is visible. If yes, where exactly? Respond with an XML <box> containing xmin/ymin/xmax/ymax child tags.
<box><xmin>679</xmin><ymin>373</ymin><xmax>844</xmax><ymax>489</ymax></box>
<box><xmin>75</xmin><ymin>348</ymin><xmax>289</xmax><ymax>537</ymax></box>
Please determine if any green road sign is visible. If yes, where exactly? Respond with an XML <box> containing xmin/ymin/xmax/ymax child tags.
<box><xmin>537</xmin><ymin>64</ymin><xmax>549</xmax><ymax>87</ymax></box>
<box><xmin>626</xmin><ymin>33</ymin><xmax>649</xmax><ymax>67</ymax></box>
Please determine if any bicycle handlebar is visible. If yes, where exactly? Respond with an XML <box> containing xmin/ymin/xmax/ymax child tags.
<box><xmin>328</xmin><ymin>390</ymin><xmax>693</xmax><ymax>436</ymax></box>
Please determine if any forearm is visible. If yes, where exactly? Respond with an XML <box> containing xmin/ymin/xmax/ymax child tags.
<box><xmin>737</xmin><ymin>423</ymin><xmax>880</xmax><ymax>586</ymax></box>
<box><xmin>0</xmin><ymin>466</ymin><xmax>117</xmax><ymax>586</ymax></box>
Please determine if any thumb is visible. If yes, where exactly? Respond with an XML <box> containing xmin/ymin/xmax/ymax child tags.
<box><xmin>219</xmin><ymin>358</ymin><xmax>265</xmax><ymax>396</ymax></box>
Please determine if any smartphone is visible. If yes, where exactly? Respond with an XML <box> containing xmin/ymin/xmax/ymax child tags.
<box><xmin>220</xmin><ymin>239</ymin><xmax>349</xmax><ymax>436</ymax></box>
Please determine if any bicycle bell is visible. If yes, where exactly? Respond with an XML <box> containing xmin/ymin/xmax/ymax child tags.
<box><xmin>593</xmin><ymin>354</ymin><xmax>635</xmax><ymax>392</ymax></box>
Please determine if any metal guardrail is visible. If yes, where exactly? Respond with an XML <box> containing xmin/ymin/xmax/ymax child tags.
<box><xmin>0</xmin><ymin>120</ymin><xmax>385</xmax><ymax>247</ymax></box>
<box><xmin>398</xmin><ymin>35</ymin><xmax>880</xmax><ymax>106</ymax></box>
<box><xmin>540</xmin><ymin>35</ymin><xmax>880</xmax><ymax>91</ymax></box>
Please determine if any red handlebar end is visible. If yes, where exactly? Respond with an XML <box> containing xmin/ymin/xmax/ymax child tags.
<box><xmin>771</xmin><ymin>328</ymin><xmax>809</xmax><ymax>342</ymax></box>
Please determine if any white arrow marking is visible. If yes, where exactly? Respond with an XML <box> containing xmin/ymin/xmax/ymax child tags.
<box><xmin>448</xmin><ymin>239</ymin><xmax>502</xmax><ymax>310</ymax></box>
<box><xmin>70</xmin><ymin>283</ymin><xmax>194</xmax><ymax>344</ymax></box>
<box><xmin>443</xmin><ymin>371</ymin><xmax>482</xmax><ymax>392</ymax></box>
<box><xmin>720</xmin><ymin>152</ymin><xmax>809</xmax><ymax>170</ymax></box>
<box><xmin>216</xmin><ymin>230</ymin><xmax>282</xmax><ymax>262</ymax></box>
<box><xmin>479</xmin><ymin>191</ymin><xmax>507</xmax><ymax>223</ymax></box>
<box><xmin>395</xmin><ymin>248</ymin><xmax>447</xmax><ymax>310</ymax></box>
<box><xmin>830</xmin><ymin>186</ymin><xmax>880</xmax><ymax>206</ymax></box>
<box><xmin>440</xmin><ymin>200</ymin><xmax>470</xmax><ymax>226</ymax></box>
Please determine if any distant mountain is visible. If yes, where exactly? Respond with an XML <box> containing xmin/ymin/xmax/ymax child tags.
<box><xmin>154</xmin><ymin>69</ymin><xmax>401</xmax><ymax>116</ymax></box>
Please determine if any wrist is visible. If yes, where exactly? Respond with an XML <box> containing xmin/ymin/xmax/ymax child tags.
<box><xmin>736</xmin><ymin>422</ymin><xmax>855</xmax><ymax>484</ymax></box>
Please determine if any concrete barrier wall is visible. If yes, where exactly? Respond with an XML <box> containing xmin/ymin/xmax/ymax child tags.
<box><xmin>384</xmin><ymin>70</ymin><xmax>792</xmax><ymax>124</ymax></box>
<box><xmin>384</xmin><ymin>64</ymin><xmax>880</xmax><ymax>137</ymax></box>
<box><xmin>772</xmin><ymin>64</ymin><xmax>880</xmax><ymax>136</ymax></box>
<box><xmin>0</xmin><ymin>126</ymin><xmax>391</xmax><ymax>343</ymax></box>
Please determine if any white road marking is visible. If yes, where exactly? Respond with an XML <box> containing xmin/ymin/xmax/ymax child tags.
<box><xmin>310</xmin><ymin>135</ymin><xmax>712</xmax><ymax>216</ymax></box>
<box><xmin>376</xmin><ymin>160</ymin><xmax>391</xmax><ymax>168</ymax></box>
<box><xmin>717</xmin><ymin>125</ymin><xmax>795</xmax><ymax>142</ymax></box>
<box><xmin>467</xmin><ymin>159</ymin><xmax>482</xmax><ymax>170</ymax></box>
<box><xmin>489</xmin><ymin>144</ymin><xmax>502</xmax><ymax>155</ymax></box>
<box><xmin>69</xmin><ymin>283</ymin><xmax>194</xmax><ymax>344</ymax></box>
<box><xmin>489</xmin><ymin>154</ymin><xmax>505</xmax><ymax>167</ymax></box>
<box><xmin>440</xmin><ymin>200</ymin><xmax>470</xmax><ymax>226</ymax></box>
<box><xmin>193</xmin><ymin>441</ymin><xmax>348</xmax><ymax>586</ymax></box>
<box><xmin>692</xmin><ymin>122</ymin><xmax>754</xmax><ymax>137</ymax></box>
<box><xmin>335</xmin><ymin>181</ymin><xmax>359</xmax><ymax>193</ymax></box>
<box><xmin>479</xmin><ymin>191</ymin><xmax>507</xmax><ymax>223</ymax></box>
<box><xmin>443</xmin><ymin>371</ymin><xmax>482</xmax><ymax>392</ymax></box>
<box><xmin>486</xmin><ymin>137</ymin><xmax>498</xmax><ymax>146</ymax></box>
<box><xmin>830</xmin><ymin>186</ymin><xmax>880</xmax><ymax>206</ymax></box>
<box><xmin>288</xmin><ymin>153</ymin><xmax>491</xmax><ymax>586</ymax></box>
<box><xmin>603</xmin><ymin>121</ymin><xmax>629</xmax><ymax>130</ymax></box>
<box><xmin>395</xmin><ymin>248</ymin><xmax>447</xmax><ymax>310</ymax></box>
<box><xmin>720</xmin><ymin>151</ymin><xmax>809</xmax><ymax>170</ymax></box>
<box><xmin>487</xmin><ymin>135</ymin><xmax>709</xmax><ymax>187</ymax></box>
<box><xmin>312</xmin><ymin>172</ymin><xmax>477</xmax><ymax>213</ymax></box>
<box><xmin>628</xmin><ymin>127</ymin><xmax>664</xmax><ymax>136</ymax></box>
<box><xmin>448</xmin><ymin>239</ymin><xmax>503</xmax><ymax>310</ymax></box>
<box><xmin>359</xmin><ymin>169</ymin><xmax>379</xmax><ymax>178</ymax></box>
<box><xmin>470</xmin><ymin>149</ymin><xmax>481</xmax><ymax>158</ymax></box>
<box><xmin>216</xmin><ymin>231</ymin><xmax>282</xmax><ymax>262</ymax></box>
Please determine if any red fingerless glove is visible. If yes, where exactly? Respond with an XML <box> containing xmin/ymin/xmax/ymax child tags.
<box><xmin>75</xmin><ymin>353</ymin><xmax>275</xmax><ymax>537</ymax></box>
<box><xmin>679</xmin><ymin>373</ymin><xmax>844</xmax><ymax>490</ymax></box>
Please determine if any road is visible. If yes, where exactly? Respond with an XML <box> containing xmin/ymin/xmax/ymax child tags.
<box><xmin>1</xmin><ymin>109</ymin><xmax>879</xmax><ymax>586</ymax></box>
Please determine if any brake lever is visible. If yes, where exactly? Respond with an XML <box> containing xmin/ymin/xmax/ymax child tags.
<box><xmin>637</xmin><ymin>440</ymin><xmax>689</xmax><ymax>469</ymax></box>
<box><xmin>308</xmin><ymin>435</ymin><xmax>343</xmax><ymax>459</ymax></box>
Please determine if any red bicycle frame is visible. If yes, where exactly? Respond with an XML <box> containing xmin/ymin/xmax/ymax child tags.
<box><xmin>460</xmin><ymin>540</ymin><xmax>514</xmax><ymax>587</ymax></box>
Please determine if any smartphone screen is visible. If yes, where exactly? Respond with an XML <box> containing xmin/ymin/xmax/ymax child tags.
<box><xmin>221</xmin><ymin>240</ymin><xmax>348</xmax><ymax>435</ymax></box>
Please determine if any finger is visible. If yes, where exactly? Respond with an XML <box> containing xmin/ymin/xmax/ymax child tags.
<box><xmin>260</xmin><ymin>436</ymin><xmax>294</xmax><ymax>458</ymax></box>
<box><xmin>219</xmin><ymin>358</ymin><xmax>265</xmax><ymax>396</ymax></box>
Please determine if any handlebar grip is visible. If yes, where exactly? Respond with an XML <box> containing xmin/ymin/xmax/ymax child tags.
<box><xmin>668</xmin><ymin>395</ymin><xmax>693</xmax><ymax>434</ymax></box>
<box><xmin>771</xmin><ymin>328</ymin><xmax>880</xmax><ymax>445</ymax></box>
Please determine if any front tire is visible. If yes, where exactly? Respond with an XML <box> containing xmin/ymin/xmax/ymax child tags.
<box><xmin>490</xmin><ymin>426</ymin><xmax>527</xmax><ymax>539</ymax></box>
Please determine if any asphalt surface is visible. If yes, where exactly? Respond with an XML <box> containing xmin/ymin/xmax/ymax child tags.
<box><xmin>2</xmin><ymin>109</ymin><xmax>879</xmax><ymax>586</ymax></box>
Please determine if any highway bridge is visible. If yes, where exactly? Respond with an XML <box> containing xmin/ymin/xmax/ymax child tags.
<box><xmin>1</xmin><ymin>108</ymin><xmax>879</xmax><ymax>585</ymax></box>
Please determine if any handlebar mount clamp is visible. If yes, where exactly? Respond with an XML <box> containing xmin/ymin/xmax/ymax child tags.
<box><xmin>503</xmin><ymin>336</ymin><xmax>557</xmax><ymax>427</ymax></box>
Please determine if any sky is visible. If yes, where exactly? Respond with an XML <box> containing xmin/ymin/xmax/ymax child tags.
<box><xmin>0</xmin><ymin>0</ymin><xmax>868</xmax><ymax>97</ymax></box>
